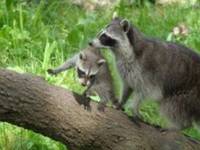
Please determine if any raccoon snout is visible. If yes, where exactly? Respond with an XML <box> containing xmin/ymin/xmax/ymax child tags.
<box><xmin>81</xmin><ymin>82</ymin><xmax>87</xmax><ymax>86</ymax></box>
<box><xmin>88</xmin><ymin>41</ymin><xmax>93</xmax><ymax>46</ymax></box>
<box><xmin>79</xmin><ymin>78</ymin><xmax>87</xmax><ymax>87</ymax></box>
<box><xmin>81</xmin><ymin>81</ymin><xmax>91</xmax><ymax>87</ymax></box>
<box><xmin>88</xmin><ymin>39</ymin><xmax>102</xmax><ymax>48</ymax></box>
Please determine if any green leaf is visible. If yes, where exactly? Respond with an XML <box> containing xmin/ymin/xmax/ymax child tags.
<box><xmin>5</xmin><ymin>0</ymin><xmax>13</xmax><ymax>10</ymax></box>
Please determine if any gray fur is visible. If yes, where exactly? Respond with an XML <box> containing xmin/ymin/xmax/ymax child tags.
<box><xmin>48</xmin><ymin>46</ymin><xmax>119</xmax><ymax>111</ymax></box>
<box><xmin>90</xmin><ymin>18</ymin><xmax>200</xmax><ymax>129</ymax></box>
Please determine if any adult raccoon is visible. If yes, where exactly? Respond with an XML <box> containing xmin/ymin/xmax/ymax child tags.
<box><xmin>90</xmin><ymin>17</ymin><xmax>200</xmax><ymax>130</ymax></box>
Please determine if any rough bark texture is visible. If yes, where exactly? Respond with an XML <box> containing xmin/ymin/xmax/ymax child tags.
<box><xmin>0</xmin><ymin>69</ymin><xmax>200</xmax><ymax>150</ymax></box>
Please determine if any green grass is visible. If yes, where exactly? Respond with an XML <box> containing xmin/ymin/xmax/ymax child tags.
<box><xmin>0</xmin><ymin>0</ymin><xmax>200</xmax><ymax>149</ymax></box>
<box><xmin>0</xmin><ymin>122</ymin><xmax>66</xmax><ymax>150</ymax></box>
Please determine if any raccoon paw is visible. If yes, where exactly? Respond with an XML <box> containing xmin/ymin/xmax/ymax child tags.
<box><xmin>130</xmin><ymin>115</ymin><xmax>162</xmax><ymax>129</ymax></box>
<box><xmin>83</xmin><ymin>104</ymin><xmax>91</xmax><ymax>112</ymax></box>
<box><xmin>129</xmin><ymin>116</ymin><xmax>143</xmax><ymax>127</ymax></box>
<box><xmin>47</xmin><ymin>69</ymin><xmax>57</xmax><ymax>75</ymax></box>
<box><xmin>83</xmin><ymin>97</ymin><xmax>92</xmax><ymax>112</ymax></box>
<box><xmin>159</xmin><ymin>127</ymin><xmax>179</xmax><ymax>133</ymax></box>
<box><xmin>97</xmin><ymin>103</ymin><xmax>105</xmax><ymax>112</ymax></box>
<box><xmin>114</xmin><ymin>103</ymin><xmax>125</xmax><ymax>111</ymax></box>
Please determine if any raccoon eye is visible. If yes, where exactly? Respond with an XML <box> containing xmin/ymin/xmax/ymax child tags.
<box><xmin>100</xmin><ymin>34</ymin><xmax>108</xmax><ymax>41</ymax></box>
<box><xmin>100</xmin><ymin>33</ymin><xmax>116</xmax><ymax>47</ymax></box>
<box><xmin>89</xmin><ymin>75</ymin><xmax>96</xmax><ymax>79</ymax></box>
<box><xmin>77</xmin><ymin>68</ymin><xmax>85</xmax><ymax>77</ymax></box>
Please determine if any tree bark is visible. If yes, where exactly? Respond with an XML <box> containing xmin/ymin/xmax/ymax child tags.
<box><xmin>0</xmin><ymin>69</ymin><xmax>199</xmax><ymax>150</ymax></box>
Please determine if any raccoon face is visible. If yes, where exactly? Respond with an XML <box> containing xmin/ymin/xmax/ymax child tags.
<box><xmin>89</xmin><ymin>18</ymin><xmax>131</xmax><ymax>50</ymax></box>
<box><xmin>76</xmin><ymin>51</ymin><xmax>105</xmax><ymax>87</ymax></box>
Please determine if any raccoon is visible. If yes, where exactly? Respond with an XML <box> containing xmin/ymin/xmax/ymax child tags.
<box><xmin>47</xmin><ymin>46</ymin><xmax>119</xmax><ymax>112</ymax></box>
<box><xmin>89</xmin><ymin>17</ymin><xmax>200</xmax><ymax>130</ymax></box>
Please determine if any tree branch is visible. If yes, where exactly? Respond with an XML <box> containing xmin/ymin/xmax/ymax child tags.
<box><xmin>0</xmin><ymin>69</ymin><xmax>199</xmax><ymax>150</ymax></box>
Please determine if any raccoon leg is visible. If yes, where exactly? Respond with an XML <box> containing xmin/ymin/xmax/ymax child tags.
<box><xmin>97</xmin><ymin>96</ymin><xmax>108</xmax><ymax>112</ymax></box>
<box><xmin>81</xmin><ymin>87</ymin><xmax>93</xmax><ymax>111</ymax></box>
<box><xmin>160</xmin><ymin>94</ymin><xmax>193</xmax><ymax>131</ymax></box>
<box><xmin>111</xmin><ymin>97</ymin><xmax>121</xmax><ymax>109</ymax></box>
<box><xmin>74</xmin><ymin>92</ymin><xmax>91</xmax><ymax>111</ymax></box>
<box><xmin>130</xmin><ymin>94</ymin><xmax>163</xmax><ymax>128</ymax></box>
<box><xmin>131</xmin><ymin>93</ymin><xmax>143</xmax><ymax>117</ymax></box>
<box><xmin>47</xmin><ymin>53</ymin><xmax>79</xmax><ymax>75</ymax></box>
<box><xmin>117</xmin><ymin>83</ymin><xmax>132</xmax><ymax>110</ymax></box>
<box><xmin>128</xmin><ymin>94</ymin><xmax>145</xmax><ymax>126</ymax></box>
<box><xmin>105</xmin><ymin>89</ymin><xmax>120</xmax><ymax>109</ymax></box>
<box><xmin>96</xmin><ymin>90</ymin><xmax>112</xmax><ymax>112</ymax></box>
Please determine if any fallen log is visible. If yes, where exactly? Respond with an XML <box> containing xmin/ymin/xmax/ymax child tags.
<box><xmin>0</xmin><ymin>69</ymin><xmax>199</xmax><ymax>150</ymax></box>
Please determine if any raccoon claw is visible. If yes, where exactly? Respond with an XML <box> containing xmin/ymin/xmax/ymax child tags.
<box><xmin>82</xmin><ymin>97</ymin><xmax>91</xmax><ymax>112</ymax></box>
<box><xmin>129</xmin><ymin>116</ymin><xmax>143</xmax><ymax>127</ymax></box>
<box><xmin>159</xmin><ymin>128</ymin><xmax>168</xmax><ymax>133</ymax></box>
<box><xmin>97</xmin><ymin>104</ymin><xmax>105</xmax><ymax>112</ymax></box>
<box><xmin>47</xmin><ymin>69</ymin><xmax>57</xmax><ymax>75</ymax></box>
<box><xmin>114</xmin><ymin>103</ymin><xmax>125</xmax><ymax>111</ymax></box>
<box><xmin>159</xmin><ymin>128</ymin><xmax>178</xmax><ymax>133</ymax></box>
<box><xmin>83</xmin><ymin>104</ymin><xmax>91</xmax><ymax>111</ymax></box>
<box><xmin>130</xmin><ymin>115</ymin><xmax>162</xmax><ymax>129</ymax></box>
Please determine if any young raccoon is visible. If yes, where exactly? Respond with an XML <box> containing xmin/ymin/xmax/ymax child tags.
<box><xmin>47</xmin><ymin>46</ymin><xmax>119</xmax><ymax>112</ymax></box>
<box><xmin>89</xmin><ymin>17</ymin><xmax>200</xmax><ymax>130</ymax></box>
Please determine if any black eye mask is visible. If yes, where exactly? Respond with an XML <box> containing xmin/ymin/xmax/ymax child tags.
<box><xmin>77</xmin><ymin>68</ymin><xmax>85</xmax><ymax>78</ymax></box>
<box><xmin>99</xmin><ymin>33</ymin><xmax>116</xmax><ymax>47</ymax></box>
<box><xmin>89</xmin><ymin>74</ymin><xmax>96</xmax><ymax>84</ymax></box>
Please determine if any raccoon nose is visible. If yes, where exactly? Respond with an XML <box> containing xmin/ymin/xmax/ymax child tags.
<box><xmin>88</xmin><ymin>41</ymin><xmax>93</xmax><ymax>46</ymax></box>
<box><xmin>81</xmin><ymin>82</ymin><xmax>87</xmax><ymax>86</ymax></box>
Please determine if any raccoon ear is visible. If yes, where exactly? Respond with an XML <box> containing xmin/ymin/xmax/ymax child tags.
<box><xmin>97</xmin><ymin>59</ymin><xmax>106</xmax><ymax>66</ymax></box>
<box><xmin>112</xmin><ymin>12</ymin><xmax>118</xmax><ymax>19</ymax></box>
<box><xmin>120</xmin><ymin>19</ymin><xmax>130</xmax><ymax>33</ymax></box>
<box><xmin>79</xmin><ymin>52</ymin><xmax>87</xmax><ymax>61</ymax></box>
